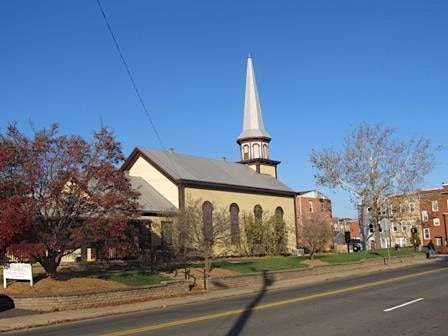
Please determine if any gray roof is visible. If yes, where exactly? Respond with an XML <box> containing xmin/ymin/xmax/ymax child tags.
<box><xmin>128</xmin><ymin>176</ymin><xmax>177</xmax><ymax>213</ymax></box>
<box><xmin>137</xmin><ymin>147</ymin><xmax>294</xmax><ymax>194</ymax></box>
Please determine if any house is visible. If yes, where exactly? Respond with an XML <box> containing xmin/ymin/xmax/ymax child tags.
<box><xmin>418</xmin><ymin>184</ymin><xmax>448</xmax><ymax>252</ymax></box>
<box><xmin>295</xmin><ymin>190</ymin><xmax>333</xmax><ymax>249</ymax></box>
<box><xmin>380</xmin><ymin>194</ymin><xmax>420</xmax><ymax>248</ymax></box>
<box><xmin>122</xmin><ymin>57</ymin><xmax>298</xmax><ymax>253</ymax></box>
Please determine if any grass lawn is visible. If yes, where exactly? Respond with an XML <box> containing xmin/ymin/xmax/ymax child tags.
<box><xmin>213</xmin><ymin>247</ymin><xmax>419</xmax><ymax>274</ymax></box>
<box><xmin>213</xmin><ymin>256</ymin><xmax>309</xmax><ymax>274</ymax></box>
<box><xmin>318</xmin><ymin>247</ymin><xmax>418</xmax><ymax>264</ymax></box>
<box><xmin>105</xmin><ymin>271</ymin><xmax>171</xmax><ymax>286</ymax></box>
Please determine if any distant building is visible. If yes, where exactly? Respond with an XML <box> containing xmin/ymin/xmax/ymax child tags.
<box><xmin>418</xmin><ymin>184</ymin><xmax>448</xmax><ymax>252</ymax></box>
<box><xmin>332</xmin><ymin>218</ymin><xmax>360</xmax><ymax>252</ymax></box>
<box><xmin>333</xmin><ymin>218</ymin><xmax>360</xmax><ymax>239</ymax></box>
<box><xmin>295</xmin><ymin>190</ymin><xmax>332</xmax><ymax>248</ymax></box>
<box><xmin>380</xmin><ymin>194</ymin><xmax>420</xmax><ymax>248</ymax></box>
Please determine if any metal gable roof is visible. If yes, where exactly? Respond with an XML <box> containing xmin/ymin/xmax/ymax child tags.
<box><xmin>137</xmin><ymin>147</ymin><xmax>294</xmax><ymax>194</ymax></box>
<box><xmin>128</xmin><ymin>175</ymin><xmax>177</xmax><ymax>213</ymax></box>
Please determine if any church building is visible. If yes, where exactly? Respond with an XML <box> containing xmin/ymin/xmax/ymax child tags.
<box><xmin>122</xmin><ymin>57</ymin><xmax>298</xmax><ymax>252</ymax></box>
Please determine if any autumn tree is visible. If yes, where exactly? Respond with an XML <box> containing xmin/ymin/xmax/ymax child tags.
<box><xmin>310</xmin><ymin>124</ymin><xmax>435</xmax><ymax>248</ymax></box>
<box><xmin>0</xmin><ymin>139</ymin><xmax>33</xmax><ymax>261</ymax></box>
<box><xmin>299</xmin><ymin>211</ymin><xmax>333</xmax><ymax>260</ymax></box>
<box><xmin>0</xmin><ymin>124</ymin><xmax>141</xmax><ymax>276</ymax></box>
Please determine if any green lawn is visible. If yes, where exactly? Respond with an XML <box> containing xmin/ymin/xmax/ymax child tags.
<box><xmin>319</xmin><ymin>247</ymin><xmax>417</xmax><ymax>264</ymax></box>
<box><xmin>213</xmin><ymin>256</ymin><xmax>308</xmax><ymax>274</ymax></box>
<box><xmin>106</xmin><ymin>271</ymin><xmax>171</xmax><ymax>286</ymax></box>
<box><xmin>213</xmin><ymin>247</ymin><xmax>418</xmax><ymax>274</ymax></box>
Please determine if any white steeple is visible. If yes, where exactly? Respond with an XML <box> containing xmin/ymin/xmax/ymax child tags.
<box><xmin>238</xmin><ymin>56</ymin><xmax>271</xmax><ymax>141</ymax></box>
<box><xmin>236</xmin><ymin>55</ymin><xmax>280</xmax><ymax>178</ymax></box>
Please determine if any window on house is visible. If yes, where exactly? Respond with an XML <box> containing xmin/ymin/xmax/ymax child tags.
<box><xmin>433</xmin><ymin>218</ymin><xmax>440</xmax><ymax>226</ymax></box>
<box><xmin>202</xmin><ymin>201</ymin><xmax>213</xmax><ymax>245</ymax></box>
<box><xmin>229</xmin><ymin>203</ymin><xmax>240</xmax><ymax>245</ymax></box>
<box><xmin>308</xmin><ymin>201</ymin><xmax>314</xmax><ymax>213</ymax></box>
<box><xmin>392</xmin><ymin>225</ymin><xmax>398</xmax><ymax>232</ymax></box>
<box><xmin>402</xmin><ymin>225</ymin><xmax>408</xmax><ymax>232</ymax></box>
<box><xmin>320</xmin><ymin>202</ymin><xmax>325</xmax><ymax>212</ymax></box>
<box><xmin>422</xmin><ymin>210</ymin><xmax>429</xmax><ymax>222</ymax></box>
<box><xmin>432</xmin><ymin>200</ymin><xmax>439</xmax><ymax>212</ymax></box>
<box><xmin>409</xmin><ymin>203</ymin><xmax>416</xmax><ymax>214</ymax></box>
<box><xmin>436</xmin><ymin>237</ymin><xmax>443</xmax><ymax>247</ymax></box>
<box><xmin>423</xmin><ymin>228</ymin><xmax>430</xmax><ymax>240</ymax></box>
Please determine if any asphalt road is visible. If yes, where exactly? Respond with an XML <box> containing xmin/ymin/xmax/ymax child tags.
<box><xmin>5</xmin><ymin>260</ymin><xmax>448</xmax><ymax>336</ymax></box>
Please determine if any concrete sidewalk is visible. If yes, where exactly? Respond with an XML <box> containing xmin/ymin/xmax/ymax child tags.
<box><xmin>0</xmin><ymin>256</ymin><xmax>435</xmax><ymax>333</ymax></box>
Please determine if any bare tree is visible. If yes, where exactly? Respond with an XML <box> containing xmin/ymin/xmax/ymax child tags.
<box><xmin>171</xmin><ymin>200</ymin><xmax>231</xmax><ymax>289</ymax></box>
<box><xmin>310</xmin><ymin>124</ymin><xmax>435</xmax><ymax>248</ymax></box>
<box><xmin>299</xmin><ymin>211</ymin><xmax>333</xmax><ymax>260</ymax></box>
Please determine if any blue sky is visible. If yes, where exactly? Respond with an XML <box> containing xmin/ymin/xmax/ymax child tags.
<box><xmin>1</xmin><ymin>1</ymin><xmax>447</xmax><ymax>218</ymax></box>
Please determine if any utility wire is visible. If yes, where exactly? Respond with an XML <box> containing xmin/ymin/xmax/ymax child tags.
<box><xmin>95</xmin><ymin>0</ymin><xmax>165</xmax><ymax>150</ymax></box>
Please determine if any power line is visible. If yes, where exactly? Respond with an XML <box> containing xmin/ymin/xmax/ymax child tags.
<box><xmin>95</xmin><ymin>0</ymin><xmax>165</xmax><ymax>150</ymax></box>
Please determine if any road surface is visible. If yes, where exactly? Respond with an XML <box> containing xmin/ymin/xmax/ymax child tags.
<box><xmin>5</xmin><ymin>259</ymin><xmax>448</xmax><ymax>336</ymax></box>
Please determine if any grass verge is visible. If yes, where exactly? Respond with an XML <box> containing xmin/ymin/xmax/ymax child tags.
<box><xmin>105</xmin><ymin>271</ymin><xmax>171</xmax><ymax>286</ymax></box>
<box><xmin>213</xmin><ymin>256</ymin><xmax>309</xmax><ymax>274</ymax></box>
<box><xmin>214</xmin><ymin>247</ymin><xmax>419</xmax><ymax>273</ymax></box>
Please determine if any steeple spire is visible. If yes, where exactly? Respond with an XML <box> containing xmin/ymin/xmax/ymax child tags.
<box><xmin>236</xmin><ymin>56</ymin><xmax>280</xmax><ymax>178</ymax></box>
<box><xmin>238</xmin><ymin>56</ymin><xmax>271</xmax><ymax>142</ymax></box>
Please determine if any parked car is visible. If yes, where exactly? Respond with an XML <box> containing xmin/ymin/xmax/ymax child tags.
<box><xmin>351</xmin><ymin>239</ymin><xmax>363</xmax><ymax>252</ymax></box>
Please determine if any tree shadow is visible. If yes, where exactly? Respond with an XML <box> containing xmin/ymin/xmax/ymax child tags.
<box><xmin>0</xmin><ymin>295</ymin><xmax>15</xmax><ymax>312</ymax></box>
<box><xmin>225</xmin><ymin>271</ymin><xmax>274</xmax><ymax>336</ymax></box>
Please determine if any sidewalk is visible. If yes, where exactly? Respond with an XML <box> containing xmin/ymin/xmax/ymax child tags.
<box><xmin>0</xmin><ymin>256</ymin><xmax>435</xmax><ymax>333</ymax></box>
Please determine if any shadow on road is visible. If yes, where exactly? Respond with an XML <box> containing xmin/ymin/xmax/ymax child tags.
<box><xmin>0</xmin><ymin>294</ymin><xmax>15</xmax><ymax>312</ymax></box>
<box><xmin>225</xmin><ymin>271</ymin><xmax>274</xmax><ymax>336</ymax></box>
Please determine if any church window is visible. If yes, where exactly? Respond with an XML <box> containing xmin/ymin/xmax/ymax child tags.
<box><xmin>230</xmin><ymin>203</ymin><xmax>240</xmax><ymax>245</ymax></box>
<box><xmin>253</xmin><ymin>143</ymin><xmax>260</xmax><ymax>158</ymax></box>
<box><xmin>275</xmin><ymin>207</ymin><xmax>284</xmax><ymax>220</ymax></box>
<box><xmin>202</xmin><ymin>201</ymin><xmax>213</xmax><ymax>245</ymax></box>
<box><xmin>254</xmin><ymin>204</ymin><xmax>263</xmax><ymax>225</ymax></box>
<box><xmin>263</xmin><ymin>144</ymin><xmax>269</xmax><ymax>159</ymax></box>
<box><xmin>243</xmin><ymin>144</ymin><xmax>249</xmax><ymax>160</ymax></box>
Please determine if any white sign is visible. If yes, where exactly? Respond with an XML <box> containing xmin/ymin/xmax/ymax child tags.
<box><xmin>3</xmin><ymin>263</ymin><xmax>33</xmax><ymax>288</ymax></box>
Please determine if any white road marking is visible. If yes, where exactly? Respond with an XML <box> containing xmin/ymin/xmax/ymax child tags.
<box><xmin>384</xmin><ymin>298</ymin><xmax>424</xmax><ymax>312</ymax></box>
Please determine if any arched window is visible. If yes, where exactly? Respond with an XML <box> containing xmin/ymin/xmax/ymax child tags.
<box><xmin>254</xmin><ymin>204</ymin><xmax>263</xmax><ymax>224</ymax></box>
<box><xmin>243</xmin><ymin>144</ymin><xmax>250</xmax><ymax>160</ymax></box>
<box><xmin>202</xmin><ymin>201</ymin><xmax>213</xmax><ymax>245</ymax></box>
<box><xmin>253</xmin><ymin>143</ymin><xmax>260</xmax><ymax>158</ymax></box>
<box><xmin>229</xmin><ymin>203</ymin><xmax>240</xmax><ymax>245</ymax></box>
<box><xmin>275</xmin><ymin>207</ymin><xmax>284</xmax><ymax>221</ymax></box>
<box><xmin>263</xmin><ymin>144</ymin><xmax>269</xmax><ymax>158</ymax></box>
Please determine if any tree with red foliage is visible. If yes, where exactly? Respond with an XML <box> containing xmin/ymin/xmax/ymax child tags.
<box><xmin>0</xmin><ymin>124</ymin><xmax>141</xmax><ymax>276</ymax></box>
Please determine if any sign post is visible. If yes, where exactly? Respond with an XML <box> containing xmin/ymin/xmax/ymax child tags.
<box><xmin>344</xmin><ymin>231</ymin><xmax>351</xmax><ymax>253</ymax></box>
<box><xmin>3</xmin><ymin>263</ymin><xmax>33</xmax><ymax>288</ymax></box>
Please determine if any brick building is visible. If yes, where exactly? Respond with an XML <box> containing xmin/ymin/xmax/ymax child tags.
<box><xmin>295</xmin><ymin>190</ymin><xmax>332</xmax><ymax>247</ymax></box>
<box><xmin>418</xmin><ymin>184</ymin><xmax>448</xmax><ymax>252</ymax></box>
